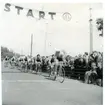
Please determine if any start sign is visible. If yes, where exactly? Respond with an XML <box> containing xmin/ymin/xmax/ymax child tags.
<box><xmin>4</xmin><ymin>3</ymin><xmax>72</xmax><ymax>21</ymax></box>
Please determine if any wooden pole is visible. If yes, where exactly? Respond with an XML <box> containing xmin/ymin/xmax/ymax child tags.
<box><xmin>30</xmin><ymin>34</ymin><xmax>33</xmax><ymax>57</ymax></box>
<box><xmin>89</xmin><ymin>8</ymin><xmax>93</xmax><ymax>53</ymax></box>
<box><xmin>44</xmin><ymin>22</ymin><xmax>48</xmax><ymax>56</ymax></box>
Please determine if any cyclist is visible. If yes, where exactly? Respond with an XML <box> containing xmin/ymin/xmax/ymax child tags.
<box><xmin>5</xmin><ymin>56</ymin><xmax>8</xmax><ymax>61</ymax></box>
<box><xmin>56</xmin><ymin>52</ymin><xmax>65</xmax><ymax>73</ymax></box>
<box><xmin>10</xmin><ymin>56</ymin><xmax>15</xmax><ymax>67</ymax></box>
<box><xmin>21</xmin><ymin>56</ymin><xmax>28</xmax><ymax>72</ymax></box>
<box><xmin>24</xmin><ymin>56</ymin><xmax>28</xmax><ymax>71</ymax></box>
<box><xmin>35</xmin><ymin>54</ymin><xmax>42</xmax><ymax>73</ymax></box>
<box><xmin>42</xmin><ymin>56</ymin><xmax>46</xmax><ymax>66</ymax></box>
<box><xmin>27</xmin><ymin>57</ymin><xmax>32</xmax><ymax>72</ymax></box>
<box><xmin>18</xmin><ymin>57</ymin><xmax>22</xmax><ymax>69</ymax></box>
<box><xmin>50</xmin><ymin>53</ymin><xmax>65</xmax><ymax>79</ymax></box>
<box><xmin>4</xmin><ymin>56</ymin><xmax>9</xmax><ymax>67</ymax></box>
<box><xmin>32</xmin><ymin>57</ymin><xmax>37</xmax><ymax>72</ymax></box>
<box><xmin>49</xmin><ymin>54</ymin><xmax>58</xmax><ymax>77</ymax></box>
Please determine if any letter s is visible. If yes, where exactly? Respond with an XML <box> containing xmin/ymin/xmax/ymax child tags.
<box><xmin>4</xmin><ymin>3</ymin><xmax>11</xmax><ymax>12</ymax></box>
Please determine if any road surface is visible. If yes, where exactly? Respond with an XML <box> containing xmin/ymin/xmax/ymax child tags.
<box><xmin>2</xmin><ymin>64</ymin><xmax>102</xmax><ymax>105</ymax></box>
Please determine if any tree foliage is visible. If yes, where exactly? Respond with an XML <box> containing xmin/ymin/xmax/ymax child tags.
<box><xmin>96</xmin><ymin>18</ymin><xmax>103</xmax><ymax>36</ymax></box>
<box><xmin>1</xmin><ymin>46</ymin><xmax>20</xmax><ymax>59</ymax></box>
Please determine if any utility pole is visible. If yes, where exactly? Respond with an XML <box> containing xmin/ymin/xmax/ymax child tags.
<box><xmin>30</xmin><ymin>34</ymin><xmax>33</xmax><ymax>57</ymax></box>
<box><xmin>44</xmin><ymin>22</ymin><xmax>48</xmax><ymax>56</ymax></box>
<box><xmin>89</xmin><ymin>7</ymin><xmax>93</xmax><ymax>53</ymax></box>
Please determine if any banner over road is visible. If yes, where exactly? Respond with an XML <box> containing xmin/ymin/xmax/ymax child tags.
<box><xmin>4</xmin><ymin>3</ymin><xmax>72</xmax><ymax>21</ymax></box>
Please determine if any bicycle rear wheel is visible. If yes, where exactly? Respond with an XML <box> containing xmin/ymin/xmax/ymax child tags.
<box><xmin>56</xmin><ymin>68</ymin><xmax>65</xmax><ymax>83</ymax></box>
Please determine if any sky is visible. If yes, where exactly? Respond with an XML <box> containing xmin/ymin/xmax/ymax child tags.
<box><xmin>0</xmin><ymin>3</ymin><xmax>103</xmax><ymax>56</ymax></box>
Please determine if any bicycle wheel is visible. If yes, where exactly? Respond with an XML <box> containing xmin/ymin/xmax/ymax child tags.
<box><xmin>49</xmin><ymin>68</ymin><xmax>56</xmax><ymax>80</ymax></box>
<box><xmin>56</xmin><ymin>67</ymin><xmax>65</xmax><ymax>83</ymax></box>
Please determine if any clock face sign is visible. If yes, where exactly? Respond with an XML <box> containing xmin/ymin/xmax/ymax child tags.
<box><xmin>62</xmin><ymin>12</ymin><xmax>72</xmax><ymax>21</ymax></box>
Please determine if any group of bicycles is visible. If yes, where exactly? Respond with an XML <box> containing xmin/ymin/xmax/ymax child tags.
<box><xmin>3</xmin><ymin>55</ymin><xmax>65</xmax><ymax>83</ymax></box>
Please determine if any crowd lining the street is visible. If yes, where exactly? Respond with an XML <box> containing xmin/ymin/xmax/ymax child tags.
<box><xmin>3</xmin><ymin>50</ymin><xmax>103</xmax><ymax>86</ymax></box>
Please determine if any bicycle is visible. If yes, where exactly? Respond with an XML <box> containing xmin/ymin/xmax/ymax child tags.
<box><xmin>49</xmin><ymin>63</ymin><xmax>65</xmax><ymax>83</ymax></box>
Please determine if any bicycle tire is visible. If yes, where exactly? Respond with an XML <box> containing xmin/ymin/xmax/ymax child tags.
<box><xmin>49</xmin><ymin>68</ymin><xmax>56</xmax><ymax>80</ymax></box>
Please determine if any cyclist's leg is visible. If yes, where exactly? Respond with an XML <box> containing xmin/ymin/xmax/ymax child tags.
<box><xmin>48</xmin><ymin>65</ymin><xmax>51</xmax><ymax>76</ymax></box>
<box><xmin>57</xmin><ymin>62</ymin><xmax>64</xmax><ymax>77</ymax></box>
<box><xmin>58</xmin><ymin>62</ymin><xmax>62</xmax><ymax>72</ymax></box>
<box><xmin>35</xmin><ymin>62</ymin><xmax>38</xmax><ymax>73</ymax></box>
<box><xmin>50</xmin><ymin>62</ymin><xmax>55</xmax><ymax>75</ymax></box>
<box><xmin>26</xmin><ymin>62</ymin><xmax>28</xmax><ymax>72</ymax></box>
<box><xmin>37</xmin><ymin>62</ymin><xmax>40</xmax><ymax>72</ymax></box>
<box><xmin>38</xmin><ymin>62</ymin><xmax>42</xmax><ymax>73</ymax></box>
<box><xmin>36</xmin><ymin>62</ymin><xmax>41</xmax><ymax>73</ymax></box>
<box><xmin>53</xmin><ymin>62</ymin><xmax>59</xmax><ymax>80</ymax></box>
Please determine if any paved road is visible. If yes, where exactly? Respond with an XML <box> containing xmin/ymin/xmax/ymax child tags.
<box><xmin>2</xmin><ymin>65</ymin><xmax>102</xmax><ymax>105</ymax></box>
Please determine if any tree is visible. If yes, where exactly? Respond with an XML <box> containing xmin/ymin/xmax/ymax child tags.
<box><xmin>96</xmin><ymin>18</ymin><xmax>103</xmax><ymax>36</ymax></box>
<box><xmin>1</xmin><ymin>46</ymin><xmax>20</xmax><ymax>59</ymax></box>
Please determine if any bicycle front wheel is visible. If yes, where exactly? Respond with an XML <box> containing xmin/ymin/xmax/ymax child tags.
<box><xmin>56</xmin><ymin>68</ymin><xmax>65</xmax><ymax>83</ymax></box>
